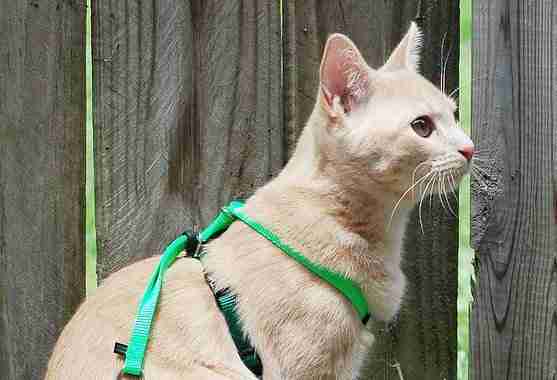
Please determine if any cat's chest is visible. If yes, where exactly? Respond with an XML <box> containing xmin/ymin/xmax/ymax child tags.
<box><xmin>361</xmin><ymin>251</ymin><xmax>406</xmax><ymax>322</ymax></box>
<box><xmin>357</xmin><ymin>234</ymin><xmax>407</xmax><ymax>322</ymax></box>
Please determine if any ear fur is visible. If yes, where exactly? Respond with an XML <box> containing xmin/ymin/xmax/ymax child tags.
<box><xmin>383</xmin><ymin>22</ymin><xmax>423</xmax><ymax>72</ymax></box>
<box><xmin>319</xmin><ymin>34</ymin><xmax>372</xmax><ymax>120</ymax></box>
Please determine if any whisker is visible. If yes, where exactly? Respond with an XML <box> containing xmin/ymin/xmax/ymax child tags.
<box><xmin>471</xmin><ymin>150</ymin><xmax>493</xmax><ymax>158</ymax></box>
<box><xmin>411</xmin><ymin>162</ymin><xmax>431</xmax><ymax>194</ymax></box>
<box><xmin>442</xmin><ymin>173</ymin><xmax>456</xmax><ymax>216</ymax></box>
<box><xmin>429</xmin><ymin>176</ymin><xmax>436</xmax><ymax>216</ymax></box>
<box><xmin>419</xmin><ymin>172</ymin><xmax>437</xmax><ymax>234</ymax></box>
<box><xmin>471</xmin><ymin>157</ymin><xmax>493</xmax><ymax>163</ymax></box>
<box><xmin>442</xmin><ymin>40</ymin><xmax>453</xmax><ymax>95</ymax></box>
<box><xmin>429</xmin><ymin>175</ymin><xmax>435</xmax><ymax>211</ymax></box>
<box><xmin>471</xmin><ymin>151</ymin><xmax>493</xmax><ymax>158</ymax></box>
<box><xmin>440</xmin><ymin>32</ymin><xmax>448</xmax><ymax>94</ymax></box>
<box><xmin>435</xmin><ymin>175</ymin><xmax>449</xmax><ymax>215</ymax></box>
<box><xmin>471</xmin><ymin>158</ymin><xmax>493</xmax><ymax>164</ymax></box>
<box><xmin>448</xmin><ymin>74</ymin><xmax>490</xmax><ymax>99</ymax></box>
<box><xmin>434</xmin><ymin>175</ymin><xmax>443</xmax><ymax>210</ymax></box>
<box><xmin>449</xmin><ymin>170</ymin><xmax>459</xmax><ymax>200</ymax></box>
<box><xmin>389</xmin><ymin>172</ymin><xmax>432</xmax><ymax>229</ymax></box>
<box><xmin>447</xmin><ymin>170</ymin><xmax>455</xmax><ymax>192</ymax></box>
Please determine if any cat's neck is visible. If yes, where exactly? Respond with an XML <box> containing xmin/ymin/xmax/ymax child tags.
<box><xmin>248</xmin><ymin>168</ymin><xmax>411</xmax><ymax>282</ymax></box>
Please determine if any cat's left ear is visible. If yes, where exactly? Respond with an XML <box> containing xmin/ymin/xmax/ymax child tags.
<box><xmin>383</xmin><ymin>22</ymin><xmax>423</xmax><ymax>72</ymax></box>
<box><xmin>319</xmin><ymin>34</ymin><xmax>374</xmax><ymax>121</ymax></box>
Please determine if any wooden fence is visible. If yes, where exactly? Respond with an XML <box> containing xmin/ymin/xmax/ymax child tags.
<box><xmin>0</xmin><ymin>2</ymin><xmax>85</xmax><ymax>380</ymax></box>
<box><xmin>469</xmin><ymin>1</ymin><xmax>557</xmax><ymax>379</ymax></box>
<box><xmin>0</xmin><ymin>1</ymin><xmax>554</xmax><ymax>380</ymax></box>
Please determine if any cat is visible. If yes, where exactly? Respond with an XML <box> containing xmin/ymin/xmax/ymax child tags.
<box><xmin>45</xmin><ymin>22</ymin><xmax>473</xmax><ymax>380</ymax></box>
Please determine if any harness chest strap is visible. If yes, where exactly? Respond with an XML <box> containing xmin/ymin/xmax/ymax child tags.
<box><xmin>117</xmin><ymin>201</ymin><xmax>371</xmax><ymax>377</ymax></box>
<box><xmin>224</xmin><ymin>201</ymin><xmax>371</xmax><ymax>322</ymax></box>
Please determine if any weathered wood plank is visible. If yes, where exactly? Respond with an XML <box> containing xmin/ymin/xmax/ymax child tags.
<box><xmin>92</xmin><ymin>0</ymin><xmax>283</xmax><ymax>279</ymax></box>
<box><xmin>284</xmin><ymin>1</ymin><xmax>459</xmax><ymax>379</ymax></box>
<box><xmin>0</xmin><ymin>1</ymin><xmax>86</xmax><ymax>379</ymax></box>
<box><xmin>470</xmin><ymin>1</ymin><xmax>557</xmax><ymax>379</ymax></box>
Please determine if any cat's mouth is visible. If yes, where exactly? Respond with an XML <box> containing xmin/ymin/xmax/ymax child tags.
<box><xmin>390</xmin><ymin>160</ymin><xmax>465</xmax><ymax>230</ymax></box>
<box><xmin>432</xmin><ymin>155</ymin><xmax>467</xmax><ymax>183</ymax></box>
<box><xmin>407</xmin><ymin>156</ymin><xmax>468</xmax><ymax>202</ymax></box>
<box><xmin>390</xmin><ymin>157</ymin><xmax>466</xmax><ymax>218</ymax></box>
<box><xmin>392</xmin><ymin>158</ymin><xmax>467</xmax><ymax>231</ymax></box>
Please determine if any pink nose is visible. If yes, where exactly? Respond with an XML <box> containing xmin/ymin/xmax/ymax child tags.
<box><xmin>459</xmin><ymin>145</ymin><xmax>474</xmax><ymax>161</ymax></box>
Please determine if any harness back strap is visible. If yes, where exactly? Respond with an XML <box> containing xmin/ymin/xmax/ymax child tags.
<box><xmin>119</xmin><ymin>201</ymin><xmax>370</xmax><ymax>377</ymax></box>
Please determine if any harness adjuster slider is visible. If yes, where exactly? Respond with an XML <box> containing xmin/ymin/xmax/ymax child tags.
<box><xmin>113</xmin><ymin>342</ymin><xmax>128</xmax><ymax>357</ymax></box>
<box><xmin>181</xmin><ymin>230</ymin><xmax>201</xmax><ymax>258</ymax></box>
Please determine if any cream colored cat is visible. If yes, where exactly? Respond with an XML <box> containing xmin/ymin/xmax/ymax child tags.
<box><xmin>45</xmin><ymin>23</ymin><xmax>473</xmax><ymax>380</ymax></box>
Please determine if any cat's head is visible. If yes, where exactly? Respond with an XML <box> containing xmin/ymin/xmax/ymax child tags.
<box><xmin>313</xmin><ymin>23</ymin><xmax>473</xmax><ymax>206</ymax></box>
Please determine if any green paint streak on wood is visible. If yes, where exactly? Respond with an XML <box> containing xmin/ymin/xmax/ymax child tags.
<box><xmin>457</xmin><ymin>0</ymin><xmax>473</xmax><ymax>379</ymax></box>
<box><xmin>86</xmin><ymin>0</ymin><xmax>98</xmax><ymax>294</ymax></box>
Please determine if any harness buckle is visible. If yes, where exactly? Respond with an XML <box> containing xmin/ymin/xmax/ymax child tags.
<box><xmin>181</xmin><ymin>230</ymin><xmax>201</xmax><ymax>258</ymax></box>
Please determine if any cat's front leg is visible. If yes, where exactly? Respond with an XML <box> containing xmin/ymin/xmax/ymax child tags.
<box><xmin>350</xmin><ymin>328</ymin><xmax>375</xmax><ymax>380</ymax></box>
<box><xmin>259</xmin><ymin>328</ymin><xmax>373</xmax><ymax>380</ymax></box>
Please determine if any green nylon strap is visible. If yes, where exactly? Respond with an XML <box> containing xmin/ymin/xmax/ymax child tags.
<box><xmin>198</xmin><ymin>208</ymin><xmax>236</xmax><ymax>244</ymax></box>
<box><xmin>223</xmin><ymin>201</ymin><xmax>370</xmax><ymax>321</ymax></box>
<box><xmin>214</xmin><ymin>288</ymin><xmax>261</xmax><ymax>372</ymax></box>
<box><xmin>121</xmin><ymin>201</ymin><xmax>369</xmax><ymax>376</ymax></box>
<box><xmin>122</xmin><ymin>235</ymin><xmax>188</xmax><ymax>376</ymax></box>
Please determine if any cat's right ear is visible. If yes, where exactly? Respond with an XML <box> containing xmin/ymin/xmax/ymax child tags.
<box><xmin>319</xmin><ymin>34</ymin><xmax>374</xmax><ymax>125</ymax></box>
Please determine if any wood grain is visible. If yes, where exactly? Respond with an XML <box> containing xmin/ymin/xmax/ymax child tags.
<box><xmin>0</xmin><ymin>1</ymin><xmax>86</xmax><ymax>379</ymax></box>
<box><xmin>470</xmin><ymin>1</ymin><xmax>557</xmax><ymax>379</ymax></box>
<box><xmin>92</xmin><ymin>0</ymin><xmax>283</xmax><ymax>279</ymax></box>
<box><xmin>284</xmin><ymin>1</ymin><xmax>459</xmax><ymax>379</ymax></box>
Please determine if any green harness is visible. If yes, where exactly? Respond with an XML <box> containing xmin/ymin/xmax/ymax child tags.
<box><xmin>115</xmin><ymin>200</ymin><xmax>370</xmax><ymax>377</ymax></box>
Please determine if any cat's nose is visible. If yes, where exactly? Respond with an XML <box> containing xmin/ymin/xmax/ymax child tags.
<box><xmin>458</xmin><ymin>145</ymin><xmax>474</xmax><ymax>161</ymax></box>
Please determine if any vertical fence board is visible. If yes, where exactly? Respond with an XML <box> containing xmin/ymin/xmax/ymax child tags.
<box><xmin>470</xmin><ymin>1</ymin><xmax>557</xmax><ymax>379</ymax></box>
<box><xmin>0</xmin><ymin>2</ymin><xmax>86</xmax><ymax>379</ymax></box>
<box><xmin>92</xmin><ymin>0</ymin><xmax>283</xmax><ymax>279</ymax></box>
<box><xmin>284</xmin><ymin>1</ymin><xmax>459</xmax><ymax>379</ymax></box>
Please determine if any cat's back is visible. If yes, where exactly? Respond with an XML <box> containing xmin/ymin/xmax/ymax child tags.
<box><xmin>45</xmin><ymin>256</ymin><xmax>255</xmax><ymax>380</ymax></box>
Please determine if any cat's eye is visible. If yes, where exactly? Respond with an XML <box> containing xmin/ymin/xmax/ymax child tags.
<box><xmin>411</xmin><ymin>116</ymin><xmax>434</xmax><ymax>138</ymax></box>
